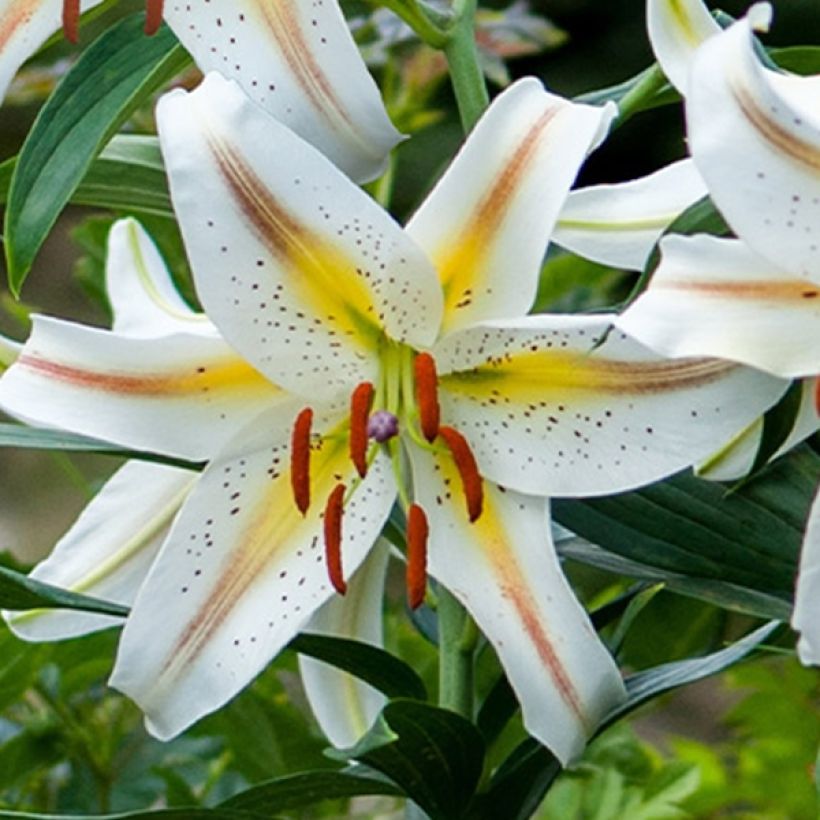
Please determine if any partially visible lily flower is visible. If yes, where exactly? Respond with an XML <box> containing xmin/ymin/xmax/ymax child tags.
<box><xmin>2</xmin><ymin>216</ymin><xmax>389</xmax><ymax>747</ymax></box>
<box><xmin>0</xmin><ymin>73</ymin><xmax>787</xmax><ymax>763</ymax></box>
<box><xmin>793</xmin><ymin>488</ymin><xmax>820</xmax><ymax>665</ymax></box>
<box><xmin>2</xmin><ymin>0</ymin><xmax>401</xmax><ymax>182</ymax></box>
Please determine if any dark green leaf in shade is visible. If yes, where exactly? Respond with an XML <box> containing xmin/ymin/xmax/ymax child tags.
<box><xmin>747</xmin><ymin>380</ymin><xmax>805</xmax><ymax>478</ymax></box>
<box><xmin>0</xmin><ymin>564</ymin><xmax>129</xmax><ymax>618</ymax></box>
<box><xmin>0</xmin><ymin>811</ymin><xmax>270</xmax><ymax>819</ymax></box>
<box><xmin>289</xmin><ymin>634</ymin><xmax>428</xmax><ymax>701</ymax></box>
<box><xmin>329</xmin><ymin>700</ymin><xmax>485</xmax><ymax>820</ymax></box>
<box><xmin>4</xmin><ymin>14</ymin><xmax>190</xmax><ymax>294</ymax></box>
<box><xmin>219</xmin><ymin>770</ymin><xmax>402</xmax><ymax>814</ymax></box>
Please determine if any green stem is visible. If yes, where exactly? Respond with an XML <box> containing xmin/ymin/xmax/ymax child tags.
<box><xmin>366</xmin><ymin>0</ymin><xmax>448</xmax><ymax>48</ymax></box>
<box><xmin>443</xmin><ymin>0</ymin><xmax>489</xmax><ymax>132</ymax></box>
<box><xmin>438</xmin><ymin>587</ymin><xmax>474</xmax><ymax>718</ymax></box>
<box><xmin>613</xmin><ymin>63</ymin><xmax>669</xmax><ymax>126</ymax></box>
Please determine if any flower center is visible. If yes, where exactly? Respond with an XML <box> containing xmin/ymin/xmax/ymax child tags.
<box><xmin>288</xmin><ymin>346</ymin><xmax>484</xmax><ymax>608</ymax></box>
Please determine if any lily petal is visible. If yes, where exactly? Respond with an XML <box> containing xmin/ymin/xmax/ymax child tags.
<box><xmin>107</xmin><ymin>218</ymin><xmax>210</xmax><ymax>337</ymax></box>
<box><xmin>615</xmin><ymin>234</ymin><xmax>820</xmax><ymax>378</ymax></box>
<box><xmin>109</xmin><ymin>410</ymin><xmax>397</xmax><ymax>740</ymax></box>
<box><xmin>434</xmin><ymin>314</ymin><xmax>786</xmax><ymax>497</ymax></box>
<box><xmin>553</xmin><ymin>159</ymin><xmax>708</xmax><ymax>270</ymax></box>
<box><xmin>163</xmin><ymin>0</ymin><xmax>402</xmax><ymax>183</ymax></box>
<box><xmin>686</xmin><ymin>4</ymin><xmax>820</xmax><ymax>279</ymax></box>
<box><xmin>405</xmin><ymin>77</ymin><xmax>615</xmax><ymax>334</ymax></box>
<box><xmin>646</xmin><ymin>0</ymin><xmax>720</xmax><ymax>92</ymax></box>
<box><xmin>157</xmin><ymin>73</ymin><xmax>442</xmax><ymax>402</ymax></box>
<box><xmin>0</xmin><ymin>315</ymin><xmax>284</xmax><ymax>461</ymax></box>
<box><xmin>0</xmin><ymin>0</ymin><xmax>103</xmax><ymax>103</ymax></box>
<box><xmin>409</xmin><ymin>444</ymin><xmax>625</xmax><ymax>764</ymax></box>
<box><xmin>793</xmin><ymin>487</ymin><xmax>820</xmax><ymax>665</ymax></box>
<box><xmin>697</xmin><ymin>378</ymin><xmax>819</xmax><ymax>481</ymax></box>
<box><xmin>3</xmin><ymin>461</ymin><xmax>196</xmax><ymax>640</ymax></box>
<box><xmin>298</xmin><ymin>541</ymin><xmax>389</xmax><ymax>747</ymax></box>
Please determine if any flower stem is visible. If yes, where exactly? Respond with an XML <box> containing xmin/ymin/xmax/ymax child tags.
<box><xmin>443</xmin><ymin>0</ymin><xmax>489</xmax><ymax>132</ymax></box>
<box><xmin>438</xmin><ymin>586</ymin><xmax>474</xmax><ymax>718</ymax></box>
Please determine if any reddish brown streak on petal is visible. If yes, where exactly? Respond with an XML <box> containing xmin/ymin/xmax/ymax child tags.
<box><xmin>62</xmin><ymin>0</ymin><xmax>80</xmax><ymax>43</ymax></box>
<box><xmin>414</xmin><ymin>352</ymin><xmax>440</xmax><ymax>443</ymax></box>
<box><xmin>814</xmin><ymin>378</ymin><xmax>820</xmax><ymax>416</ymax></box>
<box><xmin>290</xmin><ymin>408</ymin><xmax>313</xmax><ymax>515</ymax></box>
<box><xmin>405</xmin><ymin>504</ymin><xmax>429</xmax><ymax>610</ymax></box>
<box><xmin>144</xmin><ymin>0</ymin><xmax>164</xmax><ymax>35</ymax></box>
<box><xmin>438</xmin><ymin>426</ymin><xmax>483</xmax><ymax>522</ymax></box>
<box><xmin>349</xmin><ymin>382</ymin><xmax>374</xmax><ymax>478</ymax></box>
<box><xmin>323</xmin><ymin>483</ymin><xmax>347</xmax><ymax>595</ymax></box>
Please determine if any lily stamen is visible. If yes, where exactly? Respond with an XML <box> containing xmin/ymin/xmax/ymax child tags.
<box><xmin>815</xmin><ymin>378</ymin><xmax>820</xmax><ymax>416</ymax></box>
<box><xmin>406</xmin><ymin>504</ymin><xmax>429</xmax><ymax>610</ymax></box>
<box><xmin>323</xmin><ymin>483</ymin><xmax>347</xmax><ymax>595</ymax></box>
<box><xmin>414</xmin><ymin>353</ymin><xmax>440</xmax><ymax>443</ymax></box>
<box><xmin>438</xmin><ymin>426</ymin><xmax>484</xmax><ymax>522</ymax></box>
<box><xmin>290</xmin><ymin>408</ymin><xmax>313</xmax><ymax>515</ymax></box>
<box><xmin>349</xmin><ymin>382</ymin><xmax>374</xmax><ymax>478</ymax></box>
<box><xmin>62</xmin><ymin>0</ymin><xmax>80</xmax><ymax>44</ymax></box>
<box><xmin>144</xmin><ymin>0</ymin><xmax>165</xmax><ymax>35</ymax></box>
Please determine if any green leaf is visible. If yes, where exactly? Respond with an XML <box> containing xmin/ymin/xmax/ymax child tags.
<box><xmin>329</xmin><ymin>700</ymin><xmax>486</xmax><ymax>820</ymax></box>
<box><xmin>290</xmin><ymin>634</ymin><xmax>428</xmax><ymax>701</ymax></box>
<box><xmin>0</xmin><ymin>564</ymin><xmax>129</xmax><ymax>618</ymax></box>
<box><xmin>4</xmin><ymin>14</ymin><xmax>190</xmax><ymax>294</ymax></box>
<box><xmin>0</xmin><ymin>810</ymin><xmax>268</xmax><ymax>819</ymax></box>
<box><xmin>601</xmin><ymin>621</ymin><xmax>781</xmax><ymax>729</ymax></box>
<box><xmin>553</xmin><ymin>445</ymin><xmax>818</xmax><ymax>611</ymax></box>
<box><xmin>219</xmin><ymin>771</ymin><xmax>402</xmax><ymax>814</ymax></box>
<box><xmin>747</xmin><ymin>380</ymin><xmax>804</xmax><ymax>478</ymax></box>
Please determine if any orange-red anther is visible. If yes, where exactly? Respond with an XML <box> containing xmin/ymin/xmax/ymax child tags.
<box><xmin>324</xmin><ymin>484</ymin><xmax>347</xmax><ymax>596</ymax></box>
<box><xmin>62</xmin><ymin>0</ymin><xmax>80</xmax><ymax>44</ymax></box>
<box><xmin>406</xmin><ymin>504</ymin><xmax>429</xmax><ymax>610</ymax></box>
<box><xmin>144</xmin><ymin>0</ymin><xmax>165</xmax><ymax>35</ymax></box>
<box><xmin>414</xmin><ymin>352</ymin><xmax>440</xmax><ymax>442</ymax></box>
<box><xmin>438</xmin><ymin>426</ymin><xmax>483</xmax><ymax>522</ymax></box>
<box><xmin>290</xmin><ymin>408</ymin><xmax>313</xmax><ymax>515</ymax></box>
<box><xmin>349</xmin><ymin>382</ymin><xmax>374</xmax><ymax>478</ymax></box>
<box><xmin>814</xmin><ymin>378</ymin><xmax>820</xmax><ymax>417</ymax></box>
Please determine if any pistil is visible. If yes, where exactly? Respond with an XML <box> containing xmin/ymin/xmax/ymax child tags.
<box><xmin>290</xmin><ymin>408</ymin><xmax>313</xmax><ymax>515</ymax></box>
<box><xmin>323</xmin><ymin>484</ymin><xmax>347</xmax><ymax>595</ymax></box>
<box><xmin>406</xmin><ymin>504</ymin><xmax>429</xmax><ymax>609</ymax></box>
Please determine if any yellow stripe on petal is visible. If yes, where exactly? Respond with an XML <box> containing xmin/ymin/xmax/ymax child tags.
<box><xmin>206</xmin><ymin>133</ymin><xmax>384</xmax><ymax>350</ymax></box>
<box><xmin>441</xmin><ymin>348</ymin><xmax>733</xmax><ymax>402</ymax></box>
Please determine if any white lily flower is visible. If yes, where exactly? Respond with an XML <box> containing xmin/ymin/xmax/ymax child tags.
<box><xmin>793</xmin><ymin>488</ymin><xmax>820</xmax><ymax>665</ymax></box>
<box><xmin>3</xmin><ymin>0</ymin><xmax>401</xmax><ymax>182</ymax></box>
<box><xmin>0</xmin><ymin>73</ymin><xmax>786</xmax><ymax>763</ymax></box>
<box><xmin>2</xmin><ymin>216</ymin><xmax>389</xmax><ymax>747</ymax></box>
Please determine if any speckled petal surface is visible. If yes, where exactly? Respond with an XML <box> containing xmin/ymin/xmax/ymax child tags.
<box><xmin>106</xmin><ymin>218</ymin><xmax>211</xmax><ymax>338</ymax></box>
<box><xmin>298</xmin><ymin>542</ymin><xmax>389</xmax><ymax>747</ymax></box>
<box><xmin>409</xmin><ymin>444</ymin><xmax>626</xmax><ymax>765</ymax></box>
<box><xmin>616</xmin><ymin>234</ymin><xmax>820</xmax><ymax>378</ymax></box>
<box><xmin>109</xmin><ymin>410</ymin><xmax>396</xmax><ymax>740</ymax></box>
<box><xmin>158</xmin><ymin>73</ymin><xmax>442</xmax><ymax>403</ymax></box>
<box><xmin>405</xmin><ymin>77</ymin><xmax>614</xmax><ymax>334</ymax></box>
<box><xmin>164</xmin><ymin>0</ymin><xmax>402</xmax><ymax>182</ymax></box>
<box><xmin>793</xmin><ymin>487</ymin><xmax>820</xmax><ymax>665</ymax></box>
<box><xmin>0</xmin><ymin>315</ymin><xmax>284</xmax><ymax>461</ymax></box>
<box><xmin>646</xmin><ymin>0</ymin><xmax>720</xmax><ymax>92</ymax></box>
<box><xmin>553</xmin><ymin>159</ymin><xmax>707</xmax><ymax>270</ymax></box>
<box><xmin>4</xmin><ymin>461</ymin><xmax>196</xmax><ymax>640</ymax></box>
<box><xmin>687</xmin><ymin>5</ymin><xmax>820</xmax><ymax>279</ymax></box>
<box><xmin>0</xmin><ymin>0</ymin><xmax>104</xmax><ymax>102</ymax></box>
<box><xmin>434</xmin><ymin>314</ymin><xmax>787</xmax><ymax>497</ymax></box>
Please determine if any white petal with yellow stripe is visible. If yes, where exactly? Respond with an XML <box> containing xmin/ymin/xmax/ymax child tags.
<box><xmin>553</xmin><ymin>158</ymin><xmax>707</xmax><ymax>271</ymax></box>
<box><xmin>616</xmin><ymin>234</ymin><xmax>820</xmax><ymax>378</ymax></box>
<box><xmin>298</xmin><ymin>541</ymin><xmax>390</xmax><ymax>748</ymax></box>
<box><xmin>4</xmin><ymin>461</ymin><xmax>196</xmax><ymax>640</ymax></box>
<box><xmin>163</xmin><ymin>0</ymin><xmax>402</xmax><ymax>183</ymax></box>
<box><xmin>687</xmin><ymin>4</ymin><xmax>820</xmax><ymax>280</ymax></box>
<box><xmin>109</xmin><ymin>408</ymin><xmax>397</xmax><ymax>740</ymax></box>
<box><xmin>409</xmin><ymin>444</ymin><xmax>625</xmax><ymax>765</ymax></box>
<box><xmin>157</xmin><ymin>72</ymin><xmax>442</xmax><ymax>403</ymax></box>
<box><xmin>0</xmin><ymin>315</ymin><xmax>284</xmax><ymax>461</ymax></box>
<box><xmin>433</xmin><ymin>314</ymin><xmax>787</xmax><ymax>496</ymax></box>
<box><xmin>405</xmin><ymin>77</ymin><xmax>615</xmax><ymax>334</ymax></box>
